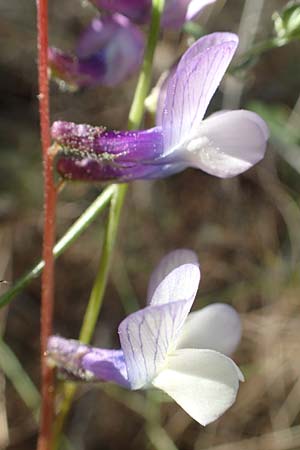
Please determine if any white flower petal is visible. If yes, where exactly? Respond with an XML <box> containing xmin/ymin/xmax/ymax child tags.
<box><xmin>176</xmin><ymin>303</ymin><xmax>242</xmax><ymax>355</ymax></box>
<box><xmin>162</xmin><ymin>33</ymin><xmax>238</xmax><ymax>152</ymax></box>
<box><xmin>152</xmin><ymin>348</ymin><xmax>242</xmax><ymax>425</ymax></box>
<box><xmin>183</xmin><ymin>109</ymin><xmax>268</xmax><ymax>178</ymax></box>
<box><xmin>119</xmin><ymin>300</ymin><xmax>193</xmax><ymax>389</ymax></box>
<box><xmin>147</xmin><ymin>249</ymin><xmax>200</xmax><ymax>306</ymax></box>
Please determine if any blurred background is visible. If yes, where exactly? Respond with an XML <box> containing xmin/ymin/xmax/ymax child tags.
<box><xmin>1</xmin><ymin>0</ymin><xmax>300</xmax><ymax>449</ymax></box>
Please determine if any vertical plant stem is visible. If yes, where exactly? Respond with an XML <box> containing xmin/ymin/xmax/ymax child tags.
<box><xmin>128</xmin><ymin>0</ymin><xmax>165</xmax><ymax>129</ymax></box>
<box><xmin>37</xmin><ymin>1</ymin><xmax>57</xmax><ymax>449</ymax></box>
<box><xmin>51</xmin><ymin>0</ymin><xmax>164</xmax><ymax>448</ymax></box>
<box><xmin>79</xmin><ymin>184</ymin><xmax>128</xmax><ymax>343</ymax></box>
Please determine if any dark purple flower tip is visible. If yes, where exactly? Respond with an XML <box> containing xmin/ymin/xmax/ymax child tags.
<box><xmin>47</xmin><ymin>336</ymin><xmax>129</xmax><ymax>387</ymax></box>
<box><xmin>48</xmin><ymin>46</ymin><xmax>108</xmax><ymax>90</ymax></box>
<box><xmin>52</xmin><ymin>121</ymin><xmax>168</xmax><ymax>182</ymax></box>
<box><xmin>51</xmin><ymin>121</ymin><xmax>107</xmax><ymax>152</ymax></box>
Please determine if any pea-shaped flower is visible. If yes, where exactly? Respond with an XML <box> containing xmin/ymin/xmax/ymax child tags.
<box><xmin>52</xmin><ymin>32</ymin><xmax>268</xmax><ymax>182</ymax></box>
<box><xmin>48</xmin><ymin>250</ymin><xmax>243</xmax><ymax>425</ymax></box>
<box><xmin>91</xmin><ymin>0</ymin><xmax>217</xmax><ymax>29</ymax></box>
<box><xmin>49</xmin><ymin>14</ymin><xmax>144</xmax><ymax>90</ymax></box>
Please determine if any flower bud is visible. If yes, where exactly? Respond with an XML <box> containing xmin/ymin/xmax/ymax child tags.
<box><xmin>49</xmin><ymin>14</ymin><xmax>144</xmax><ymax>90</ymax></box>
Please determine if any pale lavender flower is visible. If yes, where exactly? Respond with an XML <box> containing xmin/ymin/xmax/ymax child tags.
<box><xmin>48</xmin><ymin>249</ymin><xmax>243</xmax><ymax>425</ymax></box>
<box><xmin>91</xmin><ymin>0</ymin><xmax>217</xmax><ymax>29</ymax></box>
<box><xmin>48</xmin><ymin>14</ymin><xmax>144</xmax><ymax>90</ymax></box>
<box><xmin>52</xmin><ymin>32</ymin><xmax>268</xmax><ymax>182</ymax></box>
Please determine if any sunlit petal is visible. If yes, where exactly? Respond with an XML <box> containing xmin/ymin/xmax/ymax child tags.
<box><xmin>182</xmin><ymin>109</ymin><xmax>268</xmax><ymax>178</ymax></box>
<box><xmin>176</xmin><ymin>303</ymin><xmax>242</xmax><ymax>355</ymax></box>
<box><xmin>152</xmin><ymin>348</ymin><xmax>242</xmax><ymax>425</ymax></box>
<box><xmin>147</xmin><ymin>249</ymin><xmax>200</xmax><ymax>306</ymax></box>
<box><xmin>119</xmin><ymin>300</ymin><xmax>194</xmax><ymax>389</ymax></box>
<box><xmin>162</xmin><ymin>33</ymin><xmax>238</xmax><ymax>151</ymax></box>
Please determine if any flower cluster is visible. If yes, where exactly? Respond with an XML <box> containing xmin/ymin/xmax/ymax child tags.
<box><xmin>48</xmin><ymin>250</ymin><xmax>243</xmax><ymax>425</ymax></box>
<box><xmin>49</xmin><ymin>1</ymin><xmax>270</xmax><ymax>429</ymax></box>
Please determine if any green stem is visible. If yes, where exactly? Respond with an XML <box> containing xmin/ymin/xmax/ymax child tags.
<box><xmin>51</xmin><ymin>1</ymin><xmax>165</xmax><ymax>447</ymax></box>
<box><xmin>51</xmin><ymin>185</ymin><xmax>128</xmax><ymax>449</ymax></box>
<box><xmin>128</xmin><ymin>0</ymin><xmax>165</xmax><ymax>129</ymax></box>
<box><xmin>0</xmin><ymin>185</ymin><xmax>115</xmax><ymax>309</ymax></box>
<box><xmin>79</xmin><ymin>184</ymin><xmax>128</xmax><ymax>343</ymax></box>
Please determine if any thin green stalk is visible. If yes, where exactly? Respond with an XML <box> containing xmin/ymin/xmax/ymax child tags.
<box><xmin>128</xmin><ymin>0</ymin><xmax>165</xmax><ymax>129</ymax></box>
<box><xmin>79</xmin><ymin>184</ymin><xmax>128</xmax><ymax>343</ymax></box>
<box><xmin>51</xmin><ymin>185</ymin><xmax>128</xmax><ymax>448</ymax></box>
<box><xmin>0</xmin><ymin>185</ymin><xmax>115</xmax><ymax>309</ymax></box>
<box><xmin>0</xmin><ymin>337</ymin><xmax>40</xmax><ymax>421</ymax></box>
<box><xmin>51</xmin><ymin>1</ymin><xmax>165</xmax><ymax>447</ymax></box>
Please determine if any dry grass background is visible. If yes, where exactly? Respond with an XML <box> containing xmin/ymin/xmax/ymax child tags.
<box><xmin>1</xmin><ymin>0</ymin><xmax>300</xmax><ymax>449</ymax></box>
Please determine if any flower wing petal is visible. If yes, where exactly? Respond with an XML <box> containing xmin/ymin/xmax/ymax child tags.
<box><xmin>183</xmin><ymin>109</ymin><xmax>268</xmax><ymax>178</ymax></box>
<box><xmin>147</xmin><ymin>249</ymin><xmax>200</xmax><ymax>306</ymax></box>
<box><xmin>152</xmin><ymin>348</ymin><xmax>242</xmax><ymax>425</ymax></box>
<box><xmin>176</xmin><ymin>303</ymin><xmax>242</xmax><ymax>355</ymax></box>
<box><xmin>119</xmin><ymin>299</ymin><xmax>194</xmax><ymax>389</ymax></box>
<box><xmin>162</xmin><ymin>33</ymin><xmax>238</xmax><ymax>152</ymax></box>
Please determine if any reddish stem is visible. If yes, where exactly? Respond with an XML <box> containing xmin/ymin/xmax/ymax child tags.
<box><xmin>36</xmin><ymin>1</ymin><xmax>56</xmax><ymax>449</ymax></box>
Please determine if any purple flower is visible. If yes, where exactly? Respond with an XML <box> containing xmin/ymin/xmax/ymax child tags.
<box><xmin>48</xmin><ymin>249</ymin><xmax>243</xmax><ymax>425</ymax></box>
<box><xmin>91</xmin><ymin>0</ymin><xmax>217</xmax><ymax>29</ymax></box>
<box><xmin>52</xmin><ymin>32</ymin><xmax>268</xmax><ymax>182</ymax></box>
<box><xmin>48</xmin><ymin>14</ymin><xmax>144</xmax><ymax>90</ymax></box>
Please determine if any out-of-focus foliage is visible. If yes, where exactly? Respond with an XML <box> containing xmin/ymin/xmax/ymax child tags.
<box><xmin>273</xmin><ymin>0</ymin><xmax>300</xmax><ymax>41</ymax></box>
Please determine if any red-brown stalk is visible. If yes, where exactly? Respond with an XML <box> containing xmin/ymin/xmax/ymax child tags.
<box><xmin>36</xmin><ymin>0</ymin><xmax>57</xmax><ymax>449</ymax></box>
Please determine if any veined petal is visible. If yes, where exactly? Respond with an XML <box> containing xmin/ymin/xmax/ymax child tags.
<box><xmin>152</xmin><ymin>348</ymin><xmax>242</xmax><ymax>425</ymax></box>
<box><xmin>162</xmin><ymin>33</ymin><xmax>238</xmax><ymax>152</ymax></box>
<box><xmin>176</xmin><ymin>303</ymin><xmax>242</xmax><ymax>355</ymax></box>
<box><xmin>147</xmin><ymin>249</ymin><xmax>200</xmax><ymax>306</ymax></box>
<box><xmin>119</xmin><ymin>299</ymin><xmax>196</xmax><ymax>390</ymax></box>
<box><xmin>181</xmin><ymin>109</ymin><xmax>268</xmax><ymax>178</ymax></box>
<box><xmin>47</xmin><ymin>336</ymin><xmax>129</xmax><ymax>387</ymax></box>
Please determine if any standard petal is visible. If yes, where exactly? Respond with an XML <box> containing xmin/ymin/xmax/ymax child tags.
<box><xmin>147</xmin><ymin>249</ymin><xmax>200</xmax><ymax>306</ymax></box>
<box><xmin>176</xmin><ymin>303</ymin><xmax>242</xmax><ymax>355</ymax></box>
<box><xmin>181</xmin><ymin>109</ymin><xmax>268</xmax><ymax>178</ymax></box>
<box><xmin>152</xmin><ymin>348</ymin><xmax>242</xmax><ymax>425</ymax></box>
<box><xmin>162</xmin><ymin>33</ymin><xmax>238</xmax><ymax>152</ymax></box>
<box><xmin>119</xmin><ymin>299</ymin><xmax>196</xmax><ymax>389</ymax></box>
